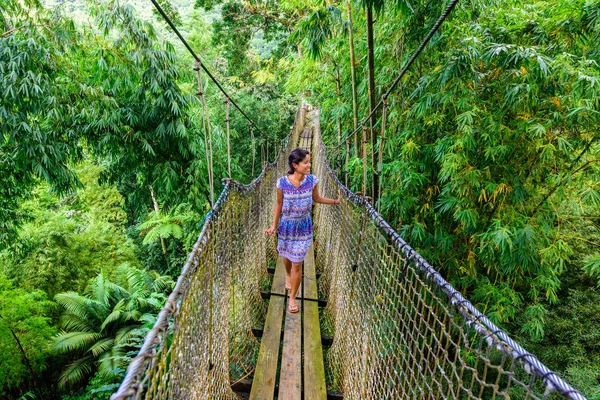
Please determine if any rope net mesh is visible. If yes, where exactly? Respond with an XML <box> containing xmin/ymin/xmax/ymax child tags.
<box><xmin>112</xmin><ymin>105</ymin><xmax>584</xmax><ymax>400</ymax></box>
<box><xmin>111</xmin><ymin>105</ymin><xmax>306</xmax><ymax>400</ymax></box>
<box><xmin>310</xmin><ymin>111</ymin><xmax>584</xmax><ymax>400</ymax></box>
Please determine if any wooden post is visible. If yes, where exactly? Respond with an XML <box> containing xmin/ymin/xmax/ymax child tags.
<box><xmin>366</xmin><ymin>4</ymin><xmax>378</xmax><ymax>203</ymax></box>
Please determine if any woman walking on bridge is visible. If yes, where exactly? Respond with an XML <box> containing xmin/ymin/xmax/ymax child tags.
<box><xmin>265</xmin><ymin>148</ymin><xmax>340</xmax><ymax>313</ymax></box>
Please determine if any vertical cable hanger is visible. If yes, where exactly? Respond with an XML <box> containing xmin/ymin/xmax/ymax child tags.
<box><xmin>345</xmin><ymin>137</ymin><xmax>350</xmax><ymax>187</ymax></box>
<box><xmin>377</xmin><ymin>95</ymin><xmax>388</xmax><ymax>213</ymax></box>
<box><xmin>196</xmin><ymin>61</ymin><xmax>215</xmax><ymax>206</ymax></box>
<box><xmin>250</xmin><ymin>123</ymin><xmax>255</xmax><ymax>177</ymax></box>
<box><xmin>149</xmin><ymin>0</ymin><xmax>269</xmax><ymax>186</ymax></box>
<box><xmin>260</xmin><ymin>132</ymin><xmax>265</xmax><ymax>167</ymax></box>
<box><xmin>362</xmin><ymin>126</ymin><xmax>368</xmax><ymax>197</ymax></box>
<box><xmin>266</xmin><ymin>137</ymin><xmax>270</xmax><ymax>165</ymax></box>
<box><xmin>225</xmin><ymin>97</ymin><xmax>232</xmax><ymax>178</ymax></box>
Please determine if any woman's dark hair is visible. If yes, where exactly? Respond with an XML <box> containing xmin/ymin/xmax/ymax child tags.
<box><xmin>288</xmin><ymin>148</ymin><xmax>309</xmax><ymax>174</ymax></box>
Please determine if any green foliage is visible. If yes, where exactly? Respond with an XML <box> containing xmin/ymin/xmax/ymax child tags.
<box><xmin>138</xmin><ymin>203</ymin><xmax>196</xmax><ymax>246</ymax></box>
<box><xmin>0</xmin><ymin>273</ymin><xmax>56</xmax><ymax>398</ymax></box>
<box><xmin>288</xmin><ymin>0</ymin><xmax>600</xmax><ymax>395</ymax></box>
<box><xmin>0</xmin><ymin>1</ymin><xmax>84</xmax><ymax>247</ymax></box>
<box><xmin>1</xmin><ymin>162</ymin><xmax>140</xmax><ymax>299</ymax></box>
<box><xmin>518</xmin><ymin>287</ymin><xmax>600</xmax><ymax>399</ymax></box>
<box><xmin>52</xmin><ymin>265</ymin><xmax>173</xmax><ymax>389</ymax></box>
<box><xmin>583</xmin><ymin>253</ymin><xmax>600</xmax><ymax>286</ymax></box>
<box><xmin>60</xmin><ymin>371</ymin><xmax>122</xmax><ymax>400</ymax></box>
<box><xmin>292</xmin><ymin>0</ymin><xmax>600</xmax><ymax>335</ymax></box>
<box><xmin>1</xmin><ymin>0</ymin><xmax>215</xmax><ymax>236</ymax></box>
<box><xmin>151</xmin><ymin>0</ymin><xmax>182</xmax><ymax>27</ymax></box>
<box><xmin>290</xmin><ymin>5</ymin><xmax>343</xmax><ymax>60</ymax></box>
<box><xmin>1</xmin><ymin>0</ymin><xmax>295</xmax><ymax>396</ymax></box>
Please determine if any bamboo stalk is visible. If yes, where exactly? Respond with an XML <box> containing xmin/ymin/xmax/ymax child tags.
<box><xmin>347</xmin><ymin>1</ymin><xmax>360</xmax><ymax>155</ymax></box>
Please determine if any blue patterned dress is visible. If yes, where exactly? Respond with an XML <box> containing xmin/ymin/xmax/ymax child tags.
<box><xmin>276</xmin><ymin>174</ymin><xmax>319</xmax><ymax>263</ymax></box>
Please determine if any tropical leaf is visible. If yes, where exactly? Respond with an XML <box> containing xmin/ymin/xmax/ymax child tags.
<box><xmin>89</xmin><ymin>337</ymin><xmax>115</xmax><ymax>358</ymax></box>
<box><xmin>52</xmin><ymin>331</ymin><xmax>103</xmax><ymax>354</ymax></box>
<box><xmin>58</xmin><ymin>355</ymin><xmax>95</xmax><ymax>389</ymax></box>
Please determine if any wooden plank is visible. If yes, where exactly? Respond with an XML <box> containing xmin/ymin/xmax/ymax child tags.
<box><xmin>278</xmin><ymin>303</ymin><xmax>302</xmax><ymax>400</ymax></box>
<box><xmin>303</xmin><ymin>241</ymin><xmax>327</xmax><ymax>400</ymax></box>
<box><xmin>278</xmin><ymin>256</ymin><xmax>309</xmax><ymax>300</ymax></box>
<box><xmin>274</xmin><ymin>257</ymin><xmax>306</xmax><ymax>299</ymax></box>
<box><xmin>272</xmin><ymin>257</ymin><xmax>287</xmax><ymax>295</ymax></box>
<box><xmin>303</xmin><ymin>243</ymin><xmax>319</xmax><ymax>300</ymax></box>
<box><xmin>250</xmin><ymin>255</ymin><xmax>289</xmax><ymax>399</ymax></box>
<box><xmin>304</xmin><ymin>300</ymin><xmax>327</xmax><ymax>399</ymax></box>
<box><xmin>250</xmin><ymin>275</ymin><xmax>285</xmax><ymax>400</ymax></box>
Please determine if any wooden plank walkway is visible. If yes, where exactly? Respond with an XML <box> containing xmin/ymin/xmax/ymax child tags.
<box><xmin>250</xmin><ymin>242</ymin><xmax>327</xmax><ymax>400</ymax></box>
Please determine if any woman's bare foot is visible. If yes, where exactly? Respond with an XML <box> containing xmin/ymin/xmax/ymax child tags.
<box><xmin>288</xmin><ymin>301</ymin><xmax>299</xmax><ymax>313</ymax></box>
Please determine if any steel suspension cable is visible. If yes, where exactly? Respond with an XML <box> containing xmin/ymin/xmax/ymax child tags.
<box><xmin>149</xmin><ymin>0</ymin><xmax>268</xmax><ymax>139</ymax></box>
<box><xmin>334</xmin><ymin>0</ymin><xmax>460</xmax><ymax>149</ymax></box>
<box><xmin>196</xmin><ymin>62</ymin><xmax>215</xmax><ymax>206</ymax></box>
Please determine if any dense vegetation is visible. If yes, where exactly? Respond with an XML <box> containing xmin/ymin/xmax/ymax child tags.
<box><xmin>1</xmin><ymin>0</ymin><xmax>598</xmax><ymax>398</ymax></box>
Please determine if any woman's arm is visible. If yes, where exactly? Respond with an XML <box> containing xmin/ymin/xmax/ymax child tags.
<box><xmin>312</xmin><ymin>184</ymin><xmax>341</xmax><ymax>205</ymax></box>
<box><xmin>265</xmin><ymin>189</ymin><xmax>284</xmax><ymax>236</ymax></box>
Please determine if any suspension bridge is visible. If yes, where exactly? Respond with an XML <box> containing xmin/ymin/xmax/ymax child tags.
<box><xmin>109</xmin><ymin>1</ymin><xmax>587</xmax><ymax>399</ymax></box>
<box><xmin>109</xmin><ymin>104</ymin><xmax>585</xmax><ymax>399</ymax></box>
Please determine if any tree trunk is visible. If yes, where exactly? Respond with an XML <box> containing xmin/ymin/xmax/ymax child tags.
<box><xmin>366</xmin><ymin>5</ymin><xmax>378</xmax><ymax>200</ymax></box>
<box><xmin>347</xmin><ymin>1</ymin><xmax>360</xmax><ymax>156</ymax></box>
<box><xmin>0</xmin><ymin>314</ymin><xmax>37</xmax><ymax>390</ymax></box>
<box><xmin>149</xmin><ymin>185</ymin><xmax>168</xmax><ymax>259</ymax></box>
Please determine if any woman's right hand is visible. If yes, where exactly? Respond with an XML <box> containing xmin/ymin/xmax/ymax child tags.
<box><xmin>265</xmin><ymin>226</ymin><xmax>276</xmax><ymax>236</ymax></box>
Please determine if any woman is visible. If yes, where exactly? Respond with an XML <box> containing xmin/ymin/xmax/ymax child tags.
<box><xmin>264</xmin><ymin>148</ymin><xmax>340</xmax><ymax>313</ymax></box>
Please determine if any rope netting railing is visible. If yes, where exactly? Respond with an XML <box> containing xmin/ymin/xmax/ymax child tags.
<box><xmin>112</xmin><ymin>103</ymin><xmax>585</xmax><ymax>400</ymax></box>
<box><xmin>311</xmin><ymin>111</ymin><xmax>586</xmax><ymax>400</ymax></box>
<box><xmin>110</xmin><ymin>104</ymin><xmax>308</xmax><ymax>400</ymax></box>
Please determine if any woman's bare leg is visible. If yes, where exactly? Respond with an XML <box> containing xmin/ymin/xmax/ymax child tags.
<box><xmin>289</xmin><ymin>262</ymin><xmax>303</xmax><ymax>311</ymax></box>
<box><xmin>283</xmin><ymin>258</ymin><xmax>292</xmax><ymax>289</ymax></box>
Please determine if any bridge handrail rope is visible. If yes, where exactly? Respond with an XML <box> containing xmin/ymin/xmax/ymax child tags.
<box><xmin>149</xmin><ymin>0</ymin><xmax>268</xmax><ymax>138</ymax></box>
<box><xmin>324</xmin><ymin>153</ymin><xmax>585</xmax><ymax>400</ymax></box>
<box><xmin>312</xmin><ymin>120</ymin><xmax>586</xmax><ymax>399</ymax></box>
<box><xmin>110</xmin><ymin>104</ymin><xmax>307</xmax><ymax>400</ymax></box>
<box><xmin>111</xmin><ymin>105</ymin><xmax>585</xmax><ymax>399</ymax></box>
<box><xmin>106</xmin><ymin>0</ymin><xmax>587</xmax><ymax>397</ymax></box>
<box><xmin>333</xmin><ymin>0</ymin><xmax>460</xmax><ymax>150</ymax></box>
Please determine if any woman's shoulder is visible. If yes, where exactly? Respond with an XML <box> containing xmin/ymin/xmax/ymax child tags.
<box><xmin>276</xmin><ymin>175</ymin><xmax>288</xmax><ymax>189</ymax></box>
<box><xmin>309</xmin><ymin>174</ymin><xmax>319</xmax><ymax>185</ymax></box>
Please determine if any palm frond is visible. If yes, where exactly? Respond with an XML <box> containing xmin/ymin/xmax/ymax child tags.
<box><xmin>100</xmin><ymin>307</ymin><xmax>124</xmax><ymax>332</ymax></box>
<box><xmin>52</xmin><ymin>331</ymin><xmax>103</xmax><ymax>354</ymax></box>
<box><xmin>88</xmin><ymin>337</ymin><xmax>115</xmax><ymax>357</ymax></box>
<box><xmin>59</xmin><ymin>314</ymin><xmax>95</xmax><ymax>333</ymax></box>
<box><xmin>54</xmin><ymin>292</ymin><xmax>94</xmax><ymax>322</ymax></box>
<box><xmin>58</xmin><ymin>355</ymin><xmax>94</xmax><ymax>389</ymax></box>
<box><xmin>97</xmin><ymin>347</ymin><xmax>125</xmax><ymax>375</ymax></box>
<box><xmin>115</xmin><ymin>324</ymin><xmax>143</xmax><ymax>344</ymax></box>
<box><xmin>89</xmin><ymin>270</ymin><xmax>110</xmax><ymax>305</ymax></box>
